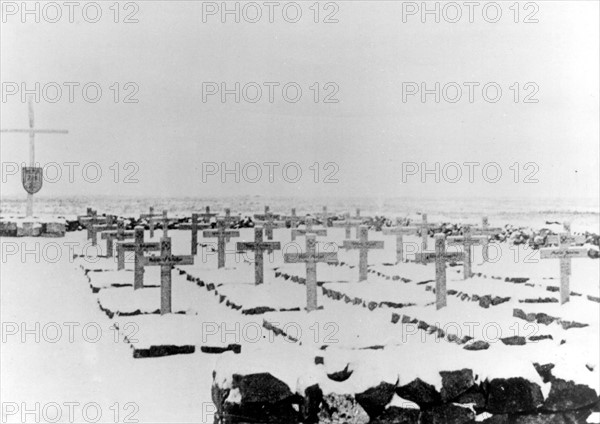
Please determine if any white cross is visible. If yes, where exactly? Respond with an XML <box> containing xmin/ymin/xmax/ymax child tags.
<box><xmin>1</xmin><ymin>100</ymin><xmax>68</xmax><ymax>217</ymax></box>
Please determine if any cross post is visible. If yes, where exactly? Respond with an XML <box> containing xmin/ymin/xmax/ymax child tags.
<box><xmin>140</xmin><ymin>207</ymin><xmax>161</xmax><ymax>238</ymax></box>
<box><xmin>118</xmin><ymin>226</ymin><xmax>160</xmax><ymax>290</ymax></box>
<box><xmin>141</xmin><ymin>236</ymin><xmax>194</xmax><ymax>314</ymax></box>
<box><xmin>342</xmin><ymin>225</ymin><xmax>384</xmax><ymax>281</ymax></box>
<box><xmin>237</xmin><ymin>226</ymin><xmax>281</xmax><ymax>285</ymax></box>
<box><xmin>540</xmin><ymin>233</ymin><xmax>589</xmax><ymax>304</ymax></box>
<box><xmin>284</xmin><ymin>234</ymin><xmax>338</xmax><ymax>312</ymax></box>
<box><xmin>333</xmin><ymin>213</ymin><xmax>362</xmax><ymax>239</ymax></box>
<box><xmin>382</xmin><ymin>225</ymin><xmax>419</xmax><ymax>263</ymax></box>
<box><xmin>1</xmin><ymin>100</ymin><xmax>68</xmax><ymax>216</ymax></box>
<box><xmin>179</xmin><ymin>213</ymin><xmax>211</xmax><ymax>255</ymax></box>
<box><xmin>416</xmin><ymin>234</ymin><xmax>463</xmax><ymax>310</ymax></box>
<box><xmin>203</xmin><ymin>218</ymin><xmax>240</xmax><ymax>268</ymax></box>
<box><xmin>291</xmin><ymin>216</ymin><xmax>327</xmax><ymax>241</ymax></box>
<box><xmin>108</xmin><ymin>220</ymin><xmax>136</xmax><ymax>269</ymax></box>
<box><xmin>80</xmin><ymin>210</ymin><xmax>107</xmax><ymax>241</ymax></box>
<box><xmin>285</xmin><ymin>208</ymin><xmax>301</xmax><ymax>228</ymax></box>
<box><xmin>447</xmin><ymin>226</ymin><xmax>488</xmax><ymax>279</ymax></box>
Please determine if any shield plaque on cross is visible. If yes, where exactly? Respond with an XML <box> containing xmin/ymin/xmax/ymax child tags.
<box><xmin>21</xmin><ymin>167</ymin><xmax>43</xmax><ymax>194</ymax></box>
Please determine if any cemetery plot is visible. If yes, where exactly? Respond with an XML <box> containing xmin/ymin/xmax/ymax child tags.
<box><xmin>83</xmin><ymin>268</ymin><xmax>161</xmax><ymax>292</ymax></box>
<box><xmin>113</xmin><ymin>307</ymin><xmax>283</xmax><ymax>358</ymax></box>
<box><xmin>94</xmin><ymin>272</ymin><xmax>201</xmax><ymax>318</ymax></box>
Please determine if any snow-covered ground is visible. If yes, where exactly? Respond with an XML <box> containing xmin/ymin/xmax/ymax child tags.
<box><xmin>2</xmin><ymin>224</ymin><xmax>599</xmax><ymax>423</ymax></box>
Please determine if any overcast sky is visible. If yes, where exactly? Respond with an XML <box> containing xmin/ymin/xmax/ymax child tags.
<box><xmin>1</xmin><ymin>1</ymin><xmax>598</xmax><ymax>204</ymax></box>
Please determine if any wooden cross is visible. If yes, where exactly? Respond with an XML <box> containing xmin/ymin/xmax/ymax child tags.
<box><xmin>472</xmin><ymin>216</ymin><xmax>503</xmax><ymax>261</ymax></box>
<box><xmin>203</xmin><ymin>218</ymin><xmax>240</xmax><ymax>268</ymax></box>
<box><xmin>149</xmin><ymin>210</ymin><xmax>176</xmax><ymax>238</ymax></box>
<box><xmin>222</xmin><ymin>208</ymin><xmax>239</xmax><ymax>228</ymax></box>
<box><xmin>118</xmin><ymin>226</ymin><xmax>161</xmax><ymax>290</ymax></box>
<box><xmin>332</xmin><ymin>214</ymin><xmax>362</xmax><ymax>239</ymax></box>
<box><xmin>382</xmin><ymin>225</ymin><xmax>419</xmax><ymax>263</ymax></box>
<box><xmin>285</xmin><ymin>208</ymin><xmax>302</xmax><ymax>228</ymax></box>
<box><xmin>352</xmin><ymin>208</ymin><xmax>370</xmax><ymax>221</ymax></box>
<box><xmin>179</xmin><ymin>213</ymin><xmax>211</xmax><ymax>255</ymax></box>
<box><xmin>284</xmin><ymin>234</ymin><xmax>338</xmax><ymax>312</ymax></box>
<box><xmin>80</xmin><ymin>210</ymin><xmax>106</xmax><ymax>241</ymax></box>
<box><xmin>447</xmin><ymin>226</ymin><xmax>487</xmax><ymax>279</ymax></box>
<box><xmin>77</xmin><ymin>208</ymin><xmax>94</xmax><ymax>224</ymax></box>
<box><xmin>253</xmin><ymin>206</ymin><xmax>282</xmax><ymax>240</ymax></box>
<box><xmin>546</xmin><ymin>222</ymin><xmax>586</xmax><ymax>247</ymax></box>
<box><xmin>92</xmin><ymin>215</ymin><xmax>119</xmax><ymax>249</ymax></box>
<box><xmin>141</xmin><ymin>236</ymin><xmax>194</xmax><ymax>314</ymax></box>
<box><xmin>199</xmin><ymin>206</ymin><xmax>217</xmax><ymax>223</ymax></box>
<box><xmin>291</xmin><ymin>216</ymin><xmax>327</xmax><ymax>242</ymax></box>
<box><xmin>415</xmin><ymin>234</ymin><xmax>463</xmax><ymax>310</ymax></box>
<box><xmin>140</xmin><ymin>206</ymin><xmax>161</xmax><ymax>238</ymax></box>
<box><xmin>108</xmin><ymin>220</ymin><xmax>135</xmax><ymax>269</ymax></box>
<box><xmin>540</xmin><ymin>234</ymin><xmax>589</xmax><ymax>304</ymax></box>
<box><xmin>343</xmin><ymin>225</ymin><xmax>384</xmax><ymax>281</ymax></box>
<box><xmin>416</xmin><ymin>213</ymin><xmax>435</xmax><ymax>251</ymax></box>
<box><xmin>1</xmin><ymin>100</ymin><xmax>68</xmax><ymax>217</ymax></box>
<box><xmin>237</xmin><ymin>226</ymin><xmax>281</xmax><ymax>285</ymax></box>
<box><xmin>103</xmin><ymin>219</ymin><xmax>134</xmax><ymax>259</ymax></box>
<box><xmin>318</xmin><ymin>206</ymin><xmax>332</xmax><ymax>227</ymax></box>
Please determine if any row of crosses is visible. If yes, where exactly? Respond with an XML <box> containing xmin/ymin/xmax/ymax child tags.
<box><xmin>79</xmin><ymin>206</ymin><xmax>589</xmax><ymax>313</ymax></box>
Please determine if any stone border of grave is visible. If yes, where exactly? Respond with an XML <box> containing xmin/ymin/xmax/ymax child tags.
<box><xmin>211</xmin><ymin>362</ymin><xmax>600</xmax><ymax>424</ymax></box>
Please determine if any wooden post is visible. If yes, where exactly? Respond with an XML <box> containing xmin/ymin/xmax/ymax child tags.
<box><xmin>382</xmin><ymin>225</ymin><xmax>419</xmax><ymax>263</ymax></box>
<box><xmin>179</xmin><ymin>213</ymin><xmax>210</xmax><ymax>255</ymax></box>
<box><xmin>140</xmin><ymin>207</ymin><xmax>160</xmax><ymax>238</ymax></box>
<box><xmin>332</xmin><ymin>214</ymin><xmax>362</xmax><ymax>239</ymax></box>
<box><xmin>447</xmin><ymin>226</ymin><xmax>487</xmax><ymax>279</ymax></box>
<box><xmin>237</xmin><ymin>226</ymin><xmax>281</xmax><ymax>285</ymax></box>
<box><xmin>342</xmin><ymin>225</ymin><xmax>384</xmax><ymax>281</ymax></box>
<box><xmin>284</xmin><ymin>234</ymin><xmax>338</xmax><ymax>312</ymax></box>
<box><xmin>199</xmin><ymin>206</ymin><xmax>217</xmax><ymax>223</ymax></box>
<box><xmin>203</xmin><ymin>218</ymin><xmax>240</xmax><ymax>268</ymax></box>
<box><xmin>417</xmin><ymin>213</ymin><xmax>434</xmax><ymax>251</ymax></box>
<box><xmin>318</xmin><ymin>206</ymin><xmax>332</xmax><ymax>227</ymax></box>
<box><xmin>254</xmin><ymin>206</ymin><xmax>284</xmax><ymax>240</ymax></box>
<box><xmin>416</xmin><ymin>234</ymin><xmax>463</xmax><ymax>310</ymax></box>
<box><xmin>540</xmin><ymin>233</ymin><xmax>589</xmax><ymax>304</ymax></box>
<box><xmin>291</xmin><ymin>216</ymin><xmax>327</xmax><ymax>241</ymax></box>
<box><xmin>141</xmin><ymin>236</ymin><xmax>194</xmax><ymax>314</ymax></box>
<box><xmin>285</xmin><ymin>208</ymin><xmax>301</xmax><ymax>228</ymax></box>
<box><xmin>108</xmin><ymin>220</ymin><xmax>135</xmax><ymax>269</ymax></box>
<box><xmin>118</xmin><ymin>227</ymin><xmax>160</xmax><ymax>290</ymax></box>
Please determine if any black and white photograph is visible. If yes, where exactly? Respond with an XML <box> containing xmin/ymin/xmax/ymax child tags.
<box><xmin>1</xmin><ymin>1</ymin><xmax>599</xmax><ymax>423</ymax></box>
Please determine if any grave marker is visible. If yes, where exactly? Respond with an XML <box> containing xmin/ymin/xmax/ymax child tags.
<box><xmin>254</xmin><ymin>206</ymin><xmax>284</xmax><ymax>240</ymax></box>
<box><xmin>149</xmin><ymin>210</ymin><xmax>177</xmax><ymax>238</ymax></box>
<box><xmin>473</xmin><ymin>216</ymin><xmax>503</xmax><ymax>261</ymax></box>
<box><xmin>332</xmin><ymin>214</ymin><xmax>362</xmax><ymax>239</ymax></box>
<box><xmin>140</xmin><ymin>207</ymin><xmax>161</xmax><ymax>238</ymax></box>
<box><xmin>382</xmin><ymin>225</ymin><xmax>419</xmax><ymax>263</ymax></box>
<box><xmin>284</xmin><ymin>234</ymin><xmax>338</xmax><ymax>312</ymax></box>
<box><xmin>91</xmin><ymin>214</ymin><xmax>118</xmax><ymax>244</ymax></box>
<box><xmin>118</xmin><ymin>227</ymin><xmax>161</xmax><ymax>290</ymax></box>
<box><xmin>447</xmin><ymin>226</ymin><xmax>488</xmax><ymax>279</ymax></box>
<box><xmin>203</xmin><ymin>218</ymin><xmax>240</xmax><ymax>268</ymax></box>
<box><xmin>179</xmin><ymin>213</ymin><xmax>211</xmax><ymax>255</ymax></box>
<box><xmin>540</xmin><ymin>234</ymin><xmax>589</xmax><ymax>304</ymax></box>
<box><xmin>546</xmin><ymin>222</ymin><xmax>586</xmax><ymax>247</ymax></box>
<box><xmin>318</xmin><ymin>206</ymin><xmax>332</xmax><ymax>227</ymax></box>
<box><xmin>199</xmin><ymin>206</ymin><xmax>217</xmax><ymax>223</ymax></box>
<box><xmin>416</xmin><ymin>234</ymin><xmax>463</xmax><ymax>310</ymax></box>
<box><xmin>343</xmin><ymin>225</ymin><xmax>384</xmax><ymax>281</ymax></box>
<box><xmin>109</xmin><ymin>220</ymin><xmax>135</xmax><ymax>268</ymax></box>
<box><xmin>141</xmin><ymin>236</ymin><xmax>194</xmax><ymax>314</ymax></box>
<box><xmin>417</xmin><ymin>213</ymin><xmax>436</xmax><ymax>251</ymax></box>
<box><xmin>222</xmin><ymin>208</ymin><xmax>239</xmax><ymax>228</ymax></box>
<box><xmin>291</xmin><ymin>216</ymin><xmax>327</xmax><ymax>241</ymax></box>
<box><xmin>80</xmin><ymin>210</ymin><xmax>106</xmax><ymax>241</ymax></box>
<box><xmin>285</xmin><ymin>208</ymin><xmax>301</xmax><ymax>228</ymax></box>
<box><xmin>237</xmin><ymin>226</ymin><xmax>281</xmax><ymax>285</ymax></box>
